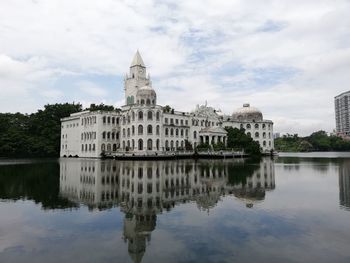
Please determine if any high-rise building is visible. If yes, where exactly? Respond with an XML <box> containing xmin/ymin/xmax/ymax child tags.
<box><xmin>335</xmin><ymin>91</ymin><xmax>350</xmax><ymax>135</ymax></box>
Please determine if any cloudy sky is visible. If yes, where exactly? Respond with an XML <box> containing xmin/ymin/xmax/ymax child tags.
<box><xmin>0</xmin><ymin>0</ymin><xmax>349</xmax><ymax>135</ymax></box>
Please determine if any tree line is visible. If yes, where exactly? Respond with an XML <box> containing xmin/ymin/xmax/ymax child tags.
<box><xmin>275</xmin><ymin>131</ymin><xmax>350</xmax><ymax>152</ymax></box>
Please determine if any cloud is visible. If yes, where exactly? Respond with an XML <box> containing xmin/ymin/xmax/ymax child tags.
<box><xmin>78</xmin><ymin>81</ymin><xmax>107</xmax><ymax>97</ymax></box>
<box><xmin>0</xmin><ymin>0</ymin><xmax>349</xmax><ymax>134</ymax></box>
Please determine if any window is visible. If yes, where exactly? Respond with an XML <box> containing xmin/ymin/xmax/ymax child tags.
<box><xmin>156</xmin><ymin>125</ymin><xmax>160</xmax><ymax>135</ymax></box>
<box><xmin>103</xmin><ymin>116</ymin><xmax>106</xmax><ymax>124</ymax></box>
<box><xmin>147</xmin><ymin>111</ymin><xmax>153</xmax><ymax>120</ymax></box>
<box><xmin>138</xmin><ymin>125</ymin><xmax>143</xmax><ymax>135</ymax></box>
<box><xmin>246</xmin><ymin>124</ymin><xmax>251</xmax><ymax>129</ymax></box>
<box><xmin>255</xmin><ymin>123</ymin><xmax>259</xmax><ymax>129</ymax></box>
<box><xmin>102</xmin><ymin>132</ymin><xmax>106</xmax><ymax>139</ymax></box>
<box><xmin>156</xmin><ymin>111</ymin><xmax>160</xmax><ymax>121</ymax></box>
<box><xmin>147</xmin><ymin>125</ymin><xmax>153</xmax><ymax>134</ymax></box>
<box><xmin>193</xmin><ymin>131</ymin><xmax>197</xmax><ymax>139</ymax></box>
<box><xmin>138</xmin><ymin>111</ymin><xmax>143</xmax><ymax>120</ymax></box>
<box><xmin>165</xmin><ymin>118</ymin><xmax>168</xmax><ymax>124</ymax></box>
<box><xmin>132</xmin><ymin>125</ymin><xmax>135</xmax><ymax>135</ymax></box>
<box><xmin>255</xmin><ymin>132</ymin><xmax>259</xmax><ymax>138</ymax></box>
<box><xmin>147</xmin><ymin>139</ymin><xmax>152</xmax><ymax>150</ymax></box>
<box><xmin>165</xmin><ymin>128</ymin><xmax>169</xmax><ymax>136</ymax></box>
<box><xmin>138</xmin><ymin>139</ymin><xmax>143</xmax><ymax>150</ymax></box>
<box><xmin>170</xmin><ymin>128</ymin><xmax>174</xmax><ymax>136</ymax></box>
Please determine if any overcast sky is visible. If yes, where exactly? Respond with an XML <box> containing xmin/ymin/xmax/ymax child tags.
<box><xmin>0</xmin><ymin>0</ymin><xmax>349</xmax><ymax>135</ymax></box>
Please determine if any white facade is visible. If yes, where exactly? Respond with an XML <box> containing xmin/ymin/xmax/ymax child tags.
<box><xmin>335</xmin><ymin>91</ymin><xmax>350</xmax><ymax>135</ymax></box>
<box><xmin>60</xmin><ymin>51</ymin><xmax>274</xmax><ymax>158</ymax></box>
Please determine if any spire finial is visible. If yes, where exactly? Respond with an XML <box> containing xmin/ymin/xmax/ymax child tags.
<box><xmin>130</xmin><ymin>50</ymin><xmax>145</xmax><ymax>67</ymax></box>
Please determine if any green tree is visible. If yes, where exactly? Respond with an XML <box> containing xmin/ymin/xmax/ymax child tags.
<box><xmin>225</xmin><ymin>127</ymin><xmax>261</xmax><ymax>156</ymax></box>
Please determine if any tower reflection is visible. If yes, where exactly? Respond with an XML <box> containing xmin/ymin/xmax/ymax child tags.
<box><xmin>60</xmin><ymin>158</ymin><xmax>275</xmax><ymax>262</ymax></box>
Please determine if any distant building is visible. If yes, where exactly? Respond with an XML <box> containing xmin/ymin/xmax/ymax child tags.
<box><xmin>60</xmin><ymin>51</ymin><xmax>274</xmax><ymax>158</ymax></box>
<box><xmin>335</xmin><ymin>91</ymin><xmax>350</xmax><ymax>136</ymax></box>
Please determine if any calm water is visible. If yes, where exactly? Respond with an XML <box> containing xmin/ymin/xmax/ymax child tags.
<box><xmin>0</xmin><ymin>154</ymin><xmax>350</xmax><ymax>263</ymax></box>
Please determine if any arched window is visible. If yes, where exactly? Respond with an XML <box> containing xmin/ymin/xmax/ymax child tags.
<box><xmin>138</xmin><ymin>125</ymin><xmax>143</xmax><ymax>135</ymax></box>
<box><xmin>132</xmin><ymin>125</ymin><xmax>135</xmax><ymax>135</ymax></box>
<box><xmin>176</xmin><ymin>129</ymin><xmax>179</xmax><ymax>136</ymax></box>
<box><xmin>165</xmin><ymin>128</ymin><xmax>169</xmax><ymax>136</ymax></box>
<box><xmin>156</xmin><ymin>111</ymin><xmax>160</xmax><ymax>121</ymax></box>
<box><xmin>240</xmin><ymin>124</ymin><xmax>244</xmax><ymax>129</ymax></box>
<box><xmin>138</xmin><ymin>111</ymin><xmax>143</xmax><ymax>120</ymax></box>
<box><xmin>122</xmin><ymin>129</ymin><xmax>125</xmax><ymax>137</ymax></box>
<box><xmin>147</xmin><ymin>111</ymin><xmax>153</xmax><ymax>120</ymax></box>
<box><xmin>93</xmin><ymin>144</ymin><xmax>96</xmax><ymax>151</ymax></box>
<box><xmin>112</xmin><ymin>132</ymin><xmax>115</xmax><ymax>140</ymax></box>
<box><xmin>146</xmin><ymin>99</ymin><xmax>151</xmax><ymax>105</ymax></box>
<box><xmin>180</xmin><ymin>129</ymin><xmax>183</xmax><ymax>137</ymax></box>
<box><xmin>132</xmin><ymin>139</ymin><xmax>135</xmax><ymax>149</ymax></box>
<box><xmin>147</xmin><ymin>125</ymin><xmax>153</xmax><ymax>134</ymax></box>
<box><xmin>141</xmin><ymin>99</ymin><xmax>145</xmax><ymax>105</ymax></box>
<box><xmin>113</xmin><ymin>144</ymin><xmax>117</xmax><ymax>151</ymax></box>
<box><xmin>156</xmin><ymin>125</ymin><xmax>160</xmax><ymax>135</ymax></box>
<box><xmin>107</xmin><ymin>132</ymin><xmax>111</xmax><ymax>139</ymax></box>
<box><xmin>165</xmin><ymin>140</ymin><xmax>169</xmax><ymax>150</ymax></box>
<box><xmin>156</xmin><ymin>139</ymin><xmax>160</xmax><ymax>150</ymax></box>
<box><xmin>181</xmin><ymin>141</ymin><xmax>184</xmax><ymax>148</ymax></box>
<box><xmin>263</xmin><ymin>141</ymin><xmax>266</xmax><ymax>146</ymax></box>
<box><xmin>138</xmin><ymin>139</ymin><xmax>143</xmax><ymax>150</ymax></box>
<box><xmin>147</xmin><ymin>139</ymin><xmax>152</xmax><ymax>150</ymax></box>
<box><xmin>112</xmin><ymin>117</ymin><xmax>115</xmax><ymax>124</ymax></box>
<box><xmin>107</xmin><ymin>144</ymin><xmax>111</xmax><ymax>151</ymax></box>
<box><xmin>101</xmin><ymin>144</ymin><xmax>106</xmax><ymax>151</ymax></box>
<box><xmin>262</xmin><ymin>124</ymin><xmax>266</xmax><ymax>129</ymax></box>
<box><xmin>127</xmin><ymin>128</ymin><xmax>130</xmax><ymax>137</ymax></box>
<box><xmin>132</xmin><ymin>111</ymin><xmax>135</xmax><ymax>121</ymax></box>
<box><xmin>102</xmin><ymin>131</ymin><xmax>106</xmax><ymax>139</ymax></box>
<box><xmin>193</xmin><ymin>131</ymin><xmax>197</xmax><ymax>139</ymax></box>
<box><xmin>170</xmin><ymin>140</ymin><xmax>174</xmax><ymax>150</ymax></box>
<box><xmin>107</xmin><ymin>117</ymin><xmax>111</xmax><ymax>124</ymax></box>
<box><xmin>263</xmin><ymin>132</ymin><xmax>266</xmax><ymax>138</ymax></box>
<box><xmin>246</xmin><ymin>124</ymin><xmax>251</xmax><ymax>129</ymax></box>
<box><xmin>170</xmin><ymin>128</ymin><xmax>174</xmax><ymax>136</ymax></box>
<box><xmin>247</xmin><ymin>132</ymin><xmax>251</xmax><ymax>137</ymax></box>
<box><xmin>255</xmin><ymin>123</ymin><xmax>259</xmax><ymax>129</ymax></box>
<box><xmin>176</xmin><ymin>141</ymin><xmax>179</xmax><ymax>148</ymax></box>
<box><xmin>103</xmin><ymin>116</ymin><xmax>106</xmax><ymax>124</ymax></box>
<box><xmin>255</xmin><ymin>132</ymin><xmax>259</xmax><ymax>138</ymax></box>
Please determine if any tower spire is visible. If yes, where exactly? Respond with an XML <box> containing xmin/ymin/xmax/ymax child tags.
<box><xmin>130</xmin><ymin>50</ymin><xmax>145</xmax><ymax>67</ymax></box>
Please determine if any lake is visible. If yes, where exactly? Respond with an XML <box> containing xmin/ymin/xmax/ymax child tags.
<box><xmin>0</xmin><ymin>154</ymin><xmax>350</xmax><ymax>263</ymax></box>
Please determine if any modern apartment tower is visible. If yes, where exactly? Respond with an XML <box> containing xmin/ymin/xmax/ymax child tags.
<box><xmin>335</xmin><ymin>91</ymin><xmax>350</xmax><ymax>135</ymax></box>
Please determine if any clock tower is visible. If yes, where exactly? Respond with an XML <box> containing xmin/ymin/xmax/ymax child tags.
<box><xmin>124</xmin><ymin>51</ymin><xmax>152</xmax><ymax>105</ymax></box>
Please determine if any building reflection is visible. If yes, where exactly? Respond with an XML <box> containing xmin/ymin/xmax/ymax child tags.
<box><xmin>339</xmin><ymin>160</ymin><xmax>350</xmax><ymax>210</ymax></box>
<box><xmin>59</xmin><ymin>158</ymin><xmax>275</xmax><ymax>262</ymax></box>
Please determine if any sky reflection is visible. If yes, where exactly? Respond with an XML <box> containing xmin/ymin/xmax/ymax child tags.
<box><xmin>0</xmin><ymin>157</ymin><xmax>350</xmax><ymax>262</ymax></box>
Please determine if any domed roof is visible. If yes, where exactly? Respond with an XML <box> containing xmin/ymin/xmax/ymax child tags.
<box><xmin>137</xmin><ymin>85</ymin><xmax>156</xmax><ymax>96</ymax></box>
<box><xmin>232</xmin><ymin>103</ymin><xmax>263</xmax><ymax>121</ymax></box>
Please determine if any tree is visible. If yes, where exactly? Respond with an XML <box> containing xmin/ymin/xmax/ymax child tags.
<box><xmin>0</xmin><ymin>103</ymin><xmax>82</xmax><ymax>157</ymax></box>
<box><xmin>225</xmin><ymin>127</ymin><xmax>261</xmax><ymax>156</ymax></box>
<box><xmin>163</xmin><ymin>105</ymin><xmax>172</xmax><ymax>113</ymax></box>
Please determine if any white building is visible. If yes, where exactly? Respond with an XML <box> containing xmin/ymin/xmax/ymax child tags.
<box><xmin>60</xmin><ymin>51</ymin><xmax>274</xmax><ymax>158</ymax></box>
<box><xmin>335</xmin><ymin>91</ymin><xmax>350</xmax><ymax>136</ymax></box>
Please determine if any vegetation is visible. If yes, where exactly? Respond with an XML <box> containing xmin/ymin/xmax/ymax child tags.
<box><xmin>86</xmin><ymin>103</ymin><xmax>120</xmax><ymax>112</ymax></box>
<box><xmin>225</xmin><ymin>127</ymin><xmax>261</xmax><ymax>156</ymax></box>
<box><xmin>0</xmin><ymin>103</ymin><xmax>82</xmax><ymax>157</ymax></box>
<box><xmin>275</xmin><ymin>131</ymin><xmax>350</xmax><ymax>152</ymax></box>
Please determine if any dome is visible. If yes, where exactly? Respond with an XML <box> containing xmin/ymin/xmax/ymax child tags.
<box><xmin>232</xmin><ymin>103</ymin><xmax>263</xmax><ymax>121</ymax></box>
<box><xmin>136</xmin><ymin>86</ymin><xmax>157</xmax><ymax>105</ymax></box>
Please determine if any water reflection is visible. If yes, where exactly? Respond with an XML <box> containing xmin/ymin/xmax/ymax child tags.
<box><xmin>339</xmin><ymin>160</ymin><xmax>350</xmax><ymax>210</ymax></box>
<box><xmin>59</xmin><ymin>159</ymin><xmax>275</xmax><ymax>262</ymax></box>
